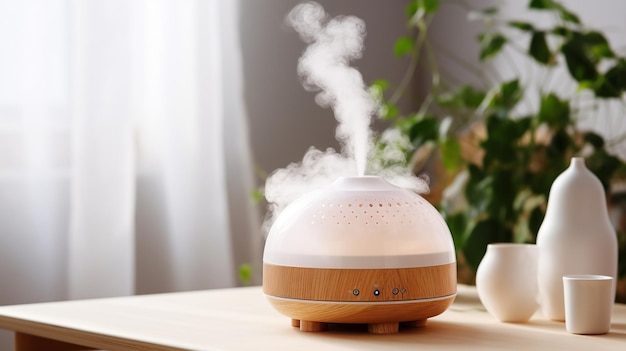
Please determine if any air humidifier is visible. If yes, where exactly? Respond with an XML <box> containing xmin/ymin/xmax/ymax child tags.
<box><xmin>263</xmin><ymin>176</ymin><xmax>457</xmax><ymax>333</ymax></box>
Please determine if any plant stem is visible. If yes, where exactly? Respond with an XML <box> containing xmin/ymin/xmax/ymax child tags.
<box><xmin>389</xmin><ymin>17</ymin><xmax>432</xmax><ymax>106</ymax></box>
<box><xmin>425</xmin><ymin>37</ymin><xmax>441</xmax><ymax>94</ymax></box>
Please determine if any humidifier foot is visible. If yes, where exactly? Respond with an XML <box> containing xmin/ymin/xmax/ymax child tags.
<box><xmin>368</xmin><ymin>322</ymin><xmax>399</xmax><ymax>334</ymax></box>
<box><xmin>402</xmin><ymin>319</ymin><xmax>427</xmax><ymax>328</ymax></box>
<box><xmin>291</xmin><ymin>319</ymin><xmax>300</xmax><ymax>328</ymax></box>
<box><xmin>300</xmin><ymin>320</ymin><xmax>327</xmax><ymax>332</ymax></box>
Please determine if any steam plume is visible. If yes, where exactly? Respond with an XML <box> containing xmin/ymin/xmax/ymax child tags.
<box><xmin>263</xmin><ymin>2</ymin><xmax>428</xmax><ymax>233</ymax></box>
<box><xmin>288</xmin><ymin>1</ymin><xmax>374</xmax><ymax>174</ymax></box>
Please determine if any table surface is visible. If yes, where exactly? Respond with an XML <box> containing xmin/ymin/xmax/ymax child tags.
<box><xmin>0</xmin><ymin>285</ymin><xmax>625</xmax><ymax>350</ymax></box>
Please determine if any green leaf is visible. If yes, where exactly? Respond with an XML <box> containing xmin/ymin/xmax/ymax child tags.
<box><xmin>406</xmin><ymin>115</ymin><xmax>439</xmax><ymax>146</ymax></box>
<box><xmin>585</xmin><ymin>31</ymin><xmax>615</xmax><ymax>59</ymax></box>
<box><xmin>406</xmin><ymin>0</ymin><xmax>439</xmax><ymax>19</ymax></box>
<box><xmin>421</xmin><ymin>0</ymin><xmax>439</xmax><ymax>14</ymax></box>
<box><xmin>483</xmin><ymin>7</ymin><xmax>498</xmax><ymax>15</ymax></box>
<box><xmin>394</xmin><ymin>36</ymin><xmax>414</xmax><ymax>57</ymax></box>
<box><xmin>577</xmin><ymin>80</ymin><xmax>595</xmax><ymax>92</ymax></box>
<box><xmin>490</xmin><ymin>79</ymin><xmax>523</xmax><ymax>112</ymax></box>
<box><xmin>592</xmin><ymin>57</ymin><xmax>626</xmax><ymax>97</ymax></box>
<box><xmin>436</xmin><ymin>85</ymin><xmax>486</xmax><ymax>109</ymax></box>
<box><xmin>587</xmin><ymin>150</ymin><xmax>622</xmax><ymax>190</ymax></box>
<box><xmin>371</xmin><ymin>79</ymin><xmax>389</xmax><ymax>91</ymax></box>
<box><xmin>482</xmin><ymin>115</ymin><xmax>528</xmax><ymax>167</ymax></box>
<box><xmin>440</xmin><ymin>138</ymin><xmax>463</xmax><ymax>173</ymax></box>
<box><xmin>406</xmin><ymin>0</ymin><xmax>419</xmax><ymax>18</ymax></box>
<box><xmin>551</xmin><ymin>26</ymin><xmax>569</xmax><ymax>36</ymax></box>
<box><xmin>443</xmin><ymin>212</ymin><xmax>469</xmax><ymax>248</ymax></box>
<box><xmin>546</xmin><ymin>129</ymin><xmax>572</xmax><ymax>160</ymax></box>
<box><xmin>529</xmin><ymin>0</ymin><xmax>552</xmax><ymax>9</ymax></box>
<box><xmin>593</xmin><ymin>76</ymin><xmax>621</xmax><ymax>98</ymax></box>
<box><xmin>604</xmin><ymin>59</ymin><xmax>626</xmax><ymax>95</ymax></box>
<box><xmin>553</xmin><ymin>3</ymin><xmax>581</xmax><ymax>24</ymax></box>
<box><xmin>529</xmin><ymin>0</ymin><xmax>581</xmax><ymax>23</ymax></box>
<box><xmin>528</xmin><ymin>206</ymin><xmax>545</xmax><ymax>239</ymax></box>
<box><xmin>250</xmin><ymin>188</ymin><xmax>265</xmax><ymax>203</ymax></box>
<box><xmin>508</xmin><ymin>21</ymin><xmax>535</xmax><ymax>32</ymax></box>
<box><xmin>465</xmin><ymin>166</ymin><xmax>491</xmax><ymax>213</ymax></box>
<box><xmin>460</xmin><ymin>86</ymin><xmax>487</xmax><ymax>108</ymax></box>
<box><xmin>538</xmin><ymin>93</ymin><xmax>570</xmax><ymax>127</ymax></box>
<box><xmin>584</xmin><ymin>132</ymin><xmax>605</xmax><ymax>149</ymax></box>
<box><xmin>490</xmin><ymin>170</ymin><xmax>517</xmax><ymax>221</ymax></box>
<box><xmin>562</xmin><ymin>38</ymin><xmax>599</xmax><ymax>82</ymax></box>
<box><xmin>381</xmin><ymin>102</ymin><xmax>399</xmax><ymax>120</ymax></box>
<box><xmin>238</xmin><ymin>264</ymin><xmax>253</xmax><ymax>285</ymax></box>
<box><xmin>478</xmin><ymin>33</ymin><xmax>507</xmax><ymax>61</ymax></box>
<box><xmin>529</xmin><ymin>31</ymin><xmax>551</xmax><ymax>64</ymax></box>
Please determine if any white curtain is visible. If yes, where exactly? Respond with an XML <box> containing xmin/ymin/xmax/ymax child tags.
<box><xmin>0</xmin><ymin>0</ymin><xmax>260</xmax><ymax>322</ymax></box>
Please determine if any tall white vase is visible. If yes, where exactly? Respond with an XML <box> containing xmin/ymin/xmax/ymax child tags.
<box><xmin>476</xmin><ymin>243</ymin><xmax>539</xmax><ymax>322</ymax></box>
<box><xmin>536</xmin><ymin>157</ymin><xmax>618</xmax><ymax>321</ymax></box>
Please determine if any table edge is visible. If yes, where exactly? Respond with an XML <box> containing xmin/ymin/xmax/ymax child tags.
<box><xmin>0</xmin><ymin>314</ymin><xmax>189</xmax><ymax>351</ymax></box>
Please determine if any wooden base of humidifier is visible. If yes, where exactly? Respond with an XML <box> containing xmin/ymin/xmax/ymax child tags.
<box><xmin>263</xmin><ymin>263</ymin><xmax>456</xmax><ymax>334</ymax></box>
<box><xmin>292</xmin><ymin>317</ymin><xmax>427</xmax><ymax>333</ymax></box>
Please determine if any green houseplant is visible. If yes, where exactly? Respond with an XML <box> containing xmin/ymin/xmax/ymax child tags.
<box><xmin>372</xmin><ymin>0</ymin><xmax>626</xmax><ymax>292</ymax></box>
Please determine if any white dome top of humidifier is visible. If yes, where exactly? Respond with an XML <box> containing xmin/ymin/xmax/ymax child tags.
<box><xmin>264</xmin><ymin>176</ymin><xmax>456</xmax><ymax>269</ymax></box>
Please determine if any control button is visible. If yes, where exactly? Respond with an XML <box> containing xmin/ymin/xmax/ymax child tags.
<box><xmin>400</xmin><ymin>288</ymin><xmax>406</xmax><ymax>294</ymax></box>
<box><xmin>352</xmin><ymin>289</ymin><xmax>360</xmax><ymax>296</ymax></box>
<box><xmin>392</xmin><ymin>288</ymin><xmax>399</xmax><ymax>295</ymax></box>
<box><xmin>373</xmin><ymin>289</ymin><xmax>380</xmax><ymax>296</ymax></box>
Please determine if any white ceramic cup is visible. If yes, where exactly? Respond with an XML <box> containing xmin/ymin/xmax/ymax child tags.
<box><xmin>476</xmin><ymin>243</ymin><xmax>539</xmax><ymax>322</ymax></box>
<box><xmin>562</xmin><ymin>274</ymin><xmax>614</xmax><ymax>335</ymax></box>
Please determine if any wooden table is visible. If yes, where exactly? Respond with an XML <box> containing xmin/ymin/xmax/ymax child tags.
<box><xmin>0</xmin><ymin>285</ymin><xmax>624</xmax><ymax>350</ymax></box>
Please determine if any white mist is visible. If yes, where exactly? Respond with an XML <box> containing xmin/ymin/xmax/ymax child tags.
<box><xmin>263</xmin><ymin>2</ymin><xmax>428</xmax><ymax>233</ymax></box>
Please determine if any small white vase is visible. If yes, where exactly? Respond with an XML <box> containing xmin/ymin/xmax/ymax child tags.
<box><xmin>536</xmin><ymin>157</ymin><xmax>618</xmax><ymax>321</ymax></box>
<box><xmin>476</xmin><ymin>243</ymin><xmax>539</xmax><ymax>322</ymax></box>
